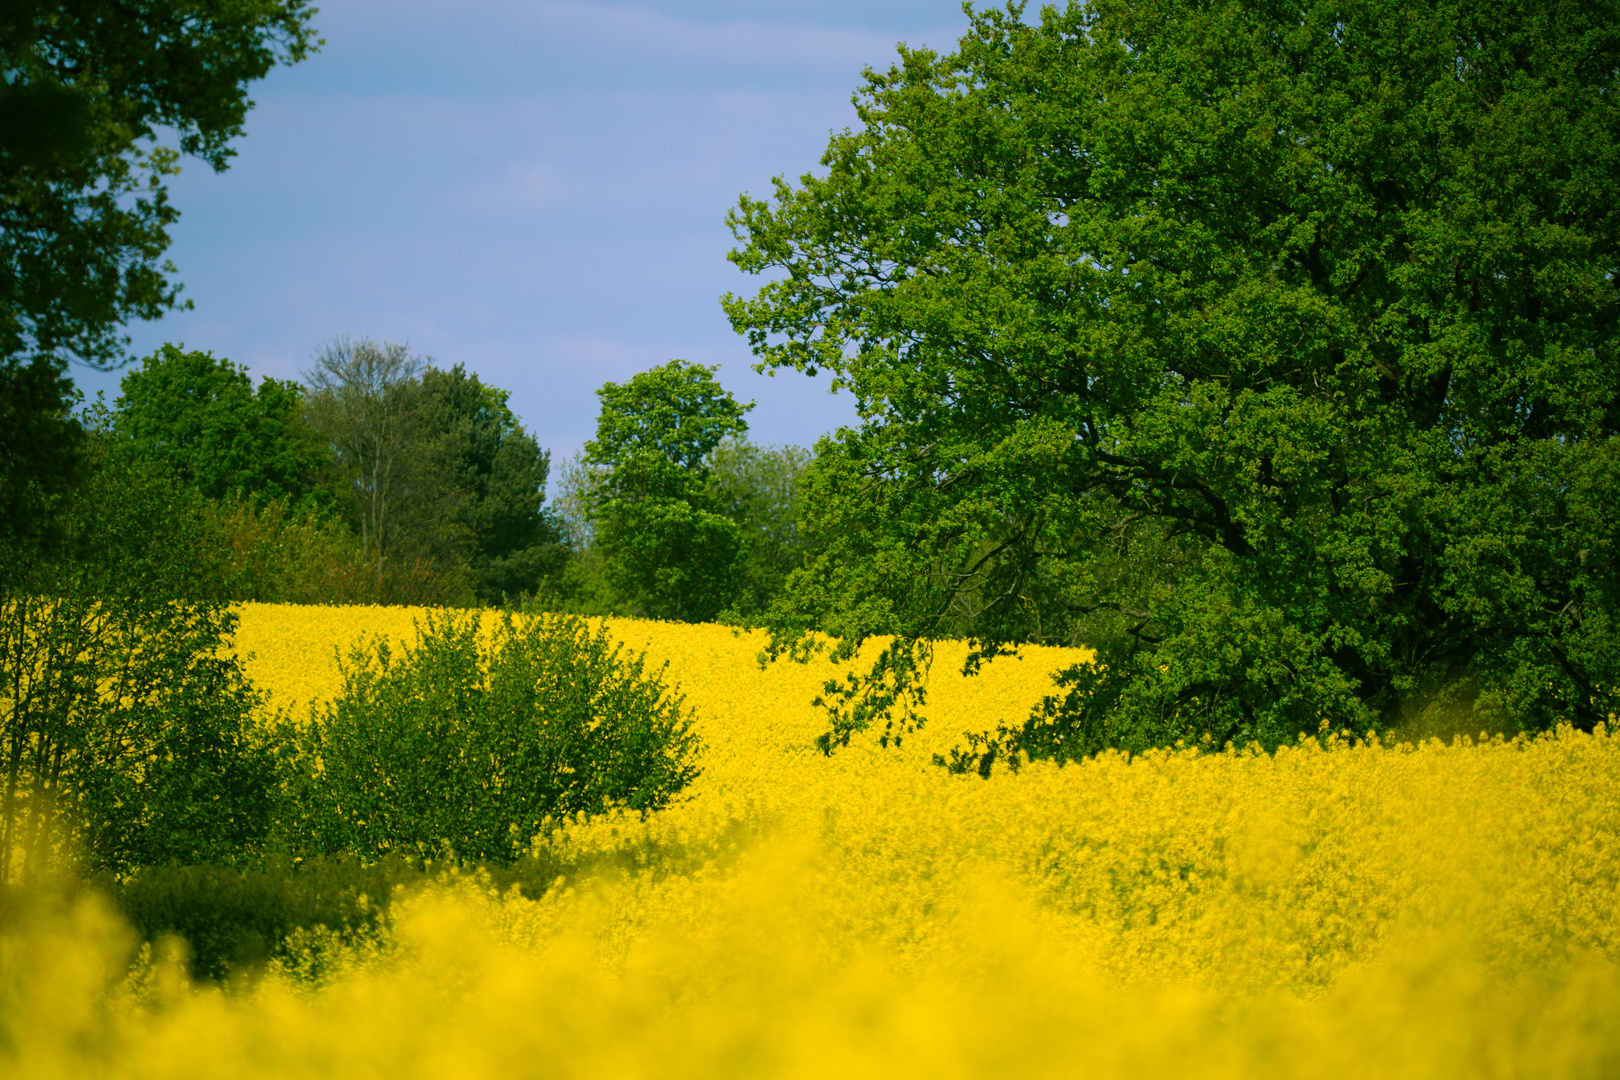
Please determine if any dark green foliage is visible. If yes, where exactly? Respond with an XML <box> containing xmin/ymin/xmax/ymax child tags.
<box><xmin>0</xmin><ymin>438</ymin><xmax>277</xmax><ymax>882</ymax></box>
<box><xmin>594</xmin><ymin>478</ymin><xmax>746</xmax><ymax>622</ymax></box>
<box><xmin>536</xmin><ymin>454</ymin><xmax>622</xmax><ymax>616</ymax></box>
<box><xmin>108</xmin><ymin>857</ymin><xmax>411</xmax><ymax>983</ymax></box>
<box><xmin>0</xmin><ymin>591</ymin><xmax>276</xmax><ymax>878</ymax></box>
<box><xmin>725</xmin><ymin>0</ymin><xmax>1620</xmax><ymax>763</ymax></box>
<box><xmin>282</xmin><ymin>610</ymin><xmax>702</xmax><ymax>864</ymax></box>
<box><xmin>1</xmin><ymin>0</ymin><xmax>319</xmax><ymax>371</ymax></box>
<box><xmin>94</xmin><ymin>336</ymin><xmax>571</xmax><ymax>609</ymax></box>
<box><xmin>188</xmin><ymin>493</ymin><xmax>367</xmax><ymax>605</ymax></box>
<box><xmin>583</xmin><ymin>360</ymin><xmax>753</xmax><ymax>621</ymax></box>
<box><xmin>0</xmin><ymin>357</ymin><xmax>84</xmax><ymax>576</ymax></box>
<box><xmin>113</xmin><ymin>343</ymin><xmax>332</xmax><ymax>509</ymax></box>
<box><xmin>419</xmin><ymin>364</ymin><xmax>566</xmax><ymax>604</ymax></box>
<box><xmin>0</xmin><ymin>54</ymin><xmax>92</xmax><ymax>171</ymax></box>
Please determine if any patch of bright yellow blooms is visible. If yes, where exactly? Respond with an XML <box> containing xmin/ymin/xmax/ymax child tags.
<box><xmin>6</xmin><ymin>602</ymin><xmax>1620</xmax><ymax>1078</ymax></box>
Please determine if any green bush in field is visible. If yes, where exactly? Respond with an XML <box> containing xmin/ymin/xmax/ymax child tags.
<box><xmin>282</xmin><ymin>610</ymin><xmax>702</xmax><ymax>864</ymax></box>
<box><xmin>1</xmin><ymin>441</ymin><xmax>278</xmax><ymax>884</ymax></box>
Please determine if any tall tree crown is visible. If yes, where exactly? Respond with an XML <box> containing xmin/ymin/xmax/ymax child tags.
<box><xmin>725</xmin><ymin>0</ymin><xmax>1620</xmax><ymax>752</ymax></box>
<box><xmin>2</xmin><ymin>0</ymin><xmax>320</xmax><ymax>369</ymax></box>
<box><xmin>114</xmin><ymin>343</ymin><xmax>326</xmax><ymax>507</ymax></box>
<box><xmin>587</xmin><ymin>360</ymin><xmax>754</xmax><ymax>472</ymax></box>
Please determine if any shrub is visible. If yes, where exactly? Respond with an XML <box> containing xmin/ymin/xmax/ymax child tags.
<box><xmin>281</xmin><ymin>610</ymin><xmax>702</xmax><ymax>863</ymax></box>
<box><xmin>0</xmin><ymin>447</ymin><xmax>278</xmax><ymax>884</ymax></box>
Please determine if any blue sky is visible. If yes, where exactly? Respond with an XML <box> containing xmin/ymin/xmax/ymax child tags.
<box><xmin>71</xmin><ymin>0</ymin><xmax>972</xmax><ymax>469</ymax></box>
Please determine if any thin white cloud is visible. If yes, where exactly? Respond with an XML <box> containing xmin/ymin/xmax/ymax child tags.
<box><xmin>320</xmin><ymin>0</ymin><xmax>962</xmax><ymax>72</ymax></box>
<box><xmin>524</xmin><ymin>1</ymin><xmax>946</xmax><ymax>69</ymax></box>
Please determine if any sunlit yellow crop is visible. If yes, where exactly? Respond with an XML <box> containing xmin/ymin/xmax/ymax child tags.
<box><xmin>5</xmin><ymin>601</ymin><xmax>1619</xmax><ymax>1078</ymax></box>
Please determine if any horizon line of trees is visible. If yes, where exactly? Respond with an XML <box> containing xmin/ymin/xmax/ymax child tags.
<box><xmin>60</xmin><ymin>339</ymin><xmax>814</xmax><ymax>620</ymax></box>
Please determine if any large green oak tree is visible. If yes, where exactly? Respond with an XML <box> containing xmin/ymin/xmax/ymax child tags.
<box><xmin>724</xmin><ymin>0</ymin><xmax>1620</xmax><ymax>762</ymax></box>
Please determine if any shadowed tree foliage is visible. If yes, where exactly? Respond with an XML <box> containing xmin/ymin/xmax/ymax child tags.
<box><xmin>724</xmin><ymin>0</ymin><xmax>1620</xmax><ymax>764</ymax></box>
<box><xmin>1</xmin><ymin>4</ymin><xmax>317</xmax><ymax>878</ymax></box>
<box><xmin>0</xmin><ymin>433</ymin><xmax>276</xmax><ymax>883</ymax></box>
<box><xmin>300</xmin><ymin>339</ymin><xmax>566</xmax><ymax>606</ymax></box>
<box><xmin>301</xmin><ymin>335</ymin><xmax>433</xmax><ymax>565</ymax></box>
<box><xmin>300</xmin><ymin>335</ymin><xmax>475</xmax><ymax>604</ymax></box>
<box><xmin>0</xmin><ymin>357</ymin><xmax>82</xmax><ymax>579</ymax></box>
<box><xmin>419</xmin><ymin>363</ymin><xmax>566</xmax><ymax>604</ymax></box>
<box><xmin>548</xmin><ymin>435</ymin><xmax>814</xmax><ymax>621</ymax></box>
<box><xmin>1</xmin><ymin>0</ymin><xmax>317</xmax><ymax>577</ymax></box>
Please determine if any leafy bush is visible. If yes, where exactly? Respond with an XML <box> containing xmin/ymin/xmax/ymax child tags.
<box><xmin>192</xmin><ymin>493</ymin><xmax>364</xmax><ymax>603</ymax></box>
<box><xmin>195</xmin><ymin>490</ymin><xmax>478</xmax><ymax>606</ymax></box>
<box><xmin>0</xmin><ymin>444</ymin><xmax>278</xmax><ymax>883</ymax></box>
<box><xmin>282</xmin><ymin>610</ymin><xmax>702</xmax><ymax>863</ymax></box>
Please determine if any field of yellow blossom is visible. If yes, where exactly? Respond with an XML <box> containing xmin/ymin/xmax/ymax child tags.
<box><xmin>5</xmin><ymin>601</ymin><xmax>1620</xmax><ymax>1079</ymax></box>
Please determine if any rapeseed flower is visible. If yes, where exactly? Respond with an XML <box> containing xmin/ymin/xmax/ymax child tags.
<box><xmin>2</xmin><ymin>602</ymin><xmax>1615</xmax><ymax>1078</ymax></box>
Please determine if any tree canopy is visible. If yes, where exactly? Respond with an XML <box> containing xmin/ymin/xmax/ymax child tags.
<box><xmin>297</xmin><ymin>337</ymin><xmax>563</xmax><ymax>605</ymax></box>
<box><xmin>1</xmin><ymin>0</ymin><xmax>319</xmax><ymax>370</ymax></box>
<box><xmin>301</xmin><ymin>335</ymin><xmax>444</xmax><ymax>572</ymax></box>
<box><xmin>724</xmin><ymin>0</ymin><xmax>1620</xmax><ymax>759</ymax></box>
<box><xmin>113</xmin><ymin>343</ymin><xmax>330</xmax><ymax>509</ymax></box>
<box><xmin>589</xmin><ymin>359</ymin><xmax>756</xmax><ymax>472</ymax></box>
<box><xmin>583</xmin><ymin>360</ymin><xmax>754</xmax><ymax>622</ymax></box>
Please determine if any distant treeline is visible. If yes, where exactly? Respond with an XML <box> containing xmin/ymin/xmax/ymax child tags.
<box><xmin>68</xmin><ymin>338</ymin><xmax>808</xmax><ymax>618</ymax></box>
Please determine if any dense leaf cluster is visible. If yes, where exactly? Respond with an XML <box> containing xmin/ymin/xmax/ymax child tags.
<box><xmin>280</xmin><ymin>610</ymin><xmax>702</xmax><ymax>865</ymax></box>
<box><xmin>564</xmin><ymin>359</ymin><xmax>813</xmax><ymax>623</ymax></box>
<box><xmin>726</xmin><ymin>0</ymin><xmax>1620</xmax><ymax>758</ymax></box>
<box><xmin>1</xmin><ymin>0</ymin><xmax>316</xmax><ymax>575</ymax></box>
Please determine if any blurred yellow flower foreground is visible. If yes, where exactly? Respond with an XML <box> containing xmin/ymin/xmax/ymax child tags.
<box><xmin>6</xmin><ymin>602</ymin><xmax>1619</xmax><ymax>1079</ymax></box>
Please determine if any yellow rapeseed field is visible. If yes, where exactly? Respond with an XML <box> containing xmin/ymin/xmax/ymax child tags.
<box><xmin>5</xmin><ymin>602</ymin><xmax>1619</xmax><ymax>1078</ymax></box>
